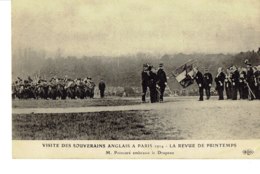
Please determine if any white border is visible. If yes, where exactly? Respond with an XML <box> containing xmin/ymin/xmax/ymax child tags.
<box><xmin>0</xmin><ymin>1</ymin><xmax>259</xmax><ymax>174</ymax></box>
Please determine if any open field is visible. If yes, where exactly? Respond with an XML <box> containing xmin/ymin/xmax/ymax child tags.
<box><xmin>12</xmin><ymin>96</ymin><xmax>260</xmax><ymax>140</ymax></box>
<box><xmin>12</xmin><ymin>97</ymin><xmax>143</xmax><ymax>108</ymax></box>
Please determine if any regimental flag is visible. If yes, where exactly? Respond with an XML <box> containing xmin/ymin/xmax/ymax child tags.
<box><xmin>172</xmin><ymin>60</ymin><xmax>195</xmax><ymax>88</ymax></box>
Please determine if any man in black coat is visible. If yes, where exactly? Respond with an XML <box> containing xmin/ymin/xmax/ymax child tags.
<box><xmin>193</xmin><ymin>67</ymin><xmax>204</xmax><ymax>101</ymax></box>
<box><xmin>230</xmin><ymin>66</ymin><xmax>240</xmax><ymax>100</ymax></box>
<box><xmin>238</xmin><ymin>68</ymin><xmax>248</xmax><ymax>99</ymax></box>
<box><xmin>141</xmin><ymin>64</ymin><xmax>149</xmax><ymax>102</ymax></box>
<box><xmin>148</xmin><ymin>66</ymin><xmax>158</xmax><ymax>103</ymax></box>
<box><xmin>224</xmin><ymin>68</ymin><xmax>232</xmax><ymax>99</ymax></box>
<box><xmin>98</xmin><ymin>79</ymin><xmax>106</xmax><ymax>98</ymax></box>
<box><xmin>157</xmin><ymin>63</ymin><xmax>167</xmax><ymax>102</ymax></box>
<box><xmin>246</xmin><ymin>63</ymin><xmax>256</xmax><ymax>100</ymax></box>
<box><xmin>203</xmin><ymin>68</ymin><xmax>213</xmax><ymax>100</ymax></box>
<box><xmin>215</xmin><ymin>67</ymin><xmax>225</xmax><ymax>100</ymax></box>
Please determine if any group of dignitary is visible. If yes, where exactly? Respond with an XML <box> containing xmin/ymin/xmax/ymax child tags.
<box><xmin>141</xmin><ymin>63</ymin><xmax>167</xmax><ymax>103</ymax></box>
<box><xmin>142</xmin><ymin>60</ymin><xmax>260</xmax><ymax>103</ymax></box>
<box><xmin>193</xmin><ymin>60</ymin><xmax>260</xmax><ymax>101</ymax></box>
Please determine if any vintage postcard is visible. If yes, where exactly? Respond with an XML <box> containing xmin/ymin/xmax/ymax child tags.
<box><xmin>12</xmin><ymin>0</ymin><xmax>260</xmax><ymax>159</ymax></box>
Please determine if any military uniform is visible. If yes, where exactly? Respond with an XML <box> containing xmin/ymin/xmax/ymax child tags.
<box><xmin>255</xmin><ymin>68</ymin><xmax>260</xmax><ymax>99</ymax></box>
<box><xmin>231</xmin><ymin>69</ymin><xmax>240</xmax><ymax>100</ymax></box>
<box><xmin>215</xmin><ymin>71</ymin><xmax>225</xmax><ymax>100</ymax></box>
<box><xmin>194</xmin><ymin>70</ymin><xmax>204</xmax><ymax>101</ymax></box>
<box><xmin>238</xmin><ymin>70</ymin><xmax>248</xmax><ymax>99</ymax></box>
<box><xmin>157</xmin><ymin>64</ymin><xmax>167</xmax><ymax>102</ymax></box>
<box><xmin>224</xmin><ymin>73</ymin><xmax>232</xmax><ymax>99</ymax></box>
<box><xmin>203</xmin><ymin>72</ymin><xmax>213</xmax><ymax>99</ymax></box>
<box><xmin>141</xmin><ymin>64</ymin><xmax>149</xmax><ymax>102</ymax></box>
<box><xmin>148</xmin><ymin>67</ymin><xmax>158</xmax><ymax>103</ymax></box>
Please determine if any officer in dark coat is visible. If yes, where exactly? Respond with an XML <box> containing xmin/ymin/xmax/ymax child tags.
<box><xmin>98</xmin><ymin>79</ymin><xmax>106</xmax><ymax>98</ymax></box>
<box><xmin>224</xmin><ymin>68</ymin><xmax>232</xmax><ymax>99</ymax></box>
<box><xmin>230</xmin><ymin>66</ymin><xmax>240</xmax><ymax>100</ymax></box>
<box><xmin>148</xmin><ymin>66</ymin><xmax>158</xmax><ymax>103</ymax></box>
<box><xmin>238</xmin><ymin>68</ymin><xmax>248</xmax><ymax>99</ymax></box>
<box><xmin>203</xmin><ymin>68</ymin><xmax>213</xmax><ymax>100</ymax></box>
<box><xmin>215</xmin><ymin>67</ymin><xmax>225</xmax><ymax>100</ymax></box>
<box><xmin>141</xmin><ymin>64</ymin><xmax>149</xmax><ymax>102</ymax></box>
<box><xmin>193</xmin><ymin>67</ymin><xmax>204</xmax><ymax>101</ymax></box>
<box><xmin>157</xmin><ymin>63</ymin><xmax>167</xmax><ymax>102</ymax></box>
<box><xmin>255</xmin><ymin>65</ymin><xmax>260</xmax><ymax>99</ymax></box>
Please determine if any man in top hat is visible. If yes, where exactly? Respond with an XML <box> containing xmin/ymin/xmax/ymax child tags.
<box><xmin>203</xmin><ymin>68</ymin><xmax>213</xmax><ymax>100</ymax></box>
<box><xmin>157</xmin><ymin>63</ymin><xmax>167</xmax><ymax>102</ymax></box>
<box><xmin>141</xmin><ymin>63</ymin><xmax>149</xmax><ymax>102</ymax></box>
<box><xmin>193</xmin><ymin>67</ymin><xmax>204</xmax><ymax>101</ymax></box>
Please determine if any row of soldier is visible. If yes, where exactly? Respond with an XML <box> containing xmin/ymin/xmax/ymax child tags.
<box><xmin>193</xmin><ymin>61</ymin><xmax>260</xmax><ymax>101</ymax></box>
<box><xmin>12</xmin><ymin>76</ymin><xmax>96</xmax><ymax>100</ymax></box>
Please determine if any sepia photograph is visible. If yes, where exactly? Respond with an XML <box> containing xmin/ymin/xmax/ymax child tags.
<box><xmin>11</xmin><ymin>0</ymin><xmax>260</xmax><ymax>158</ymax></box>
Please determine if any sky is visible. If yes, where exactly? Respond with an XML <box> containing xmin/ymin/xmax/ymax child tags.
<box><xmin>12</xmin><ymin>0</ymin><xmax>260</xmax><ymax>57</ymax></box>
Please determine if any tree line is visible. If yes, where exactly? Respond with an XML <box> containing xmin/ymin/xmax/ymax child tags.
<box><xmin>12</xmin><ymin>48</ymin><xmax>260</xmax><ymax>90</ymax></box>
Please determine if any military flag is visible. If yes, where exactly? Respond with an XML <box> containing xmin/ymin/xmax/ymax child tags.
<box><xmin>172</xmin><ymin>60</ymin><xmax>195</xmax><ymax>88</ymax></box>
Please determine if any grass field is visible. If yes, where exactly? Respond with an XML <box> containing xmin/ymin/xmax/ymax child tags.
<box><xmin>12</xmin><ymin>97</ymin><xmax>142</xmax><ymax>108</ymax></box>
<box><xmin>12</xmin><ymin>96</ymin><xmax>260</xmax><ymax>140</ymax></box>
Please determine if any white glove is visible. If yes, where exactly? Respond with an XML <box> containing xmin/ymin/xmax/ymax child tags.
<box><xmin>199</xmin><ymin>84</ymin><xmax>201</xmax><ymax>87</ymax></box>
<box><xmin>209</xmin><ymin>84</ymin><xmax>211</xmax><ymax>87</ymax></box>
<box><xmin>165</xmin><ymin>82</ymin><xmax>167</xmax><ymax>86</ymax></box>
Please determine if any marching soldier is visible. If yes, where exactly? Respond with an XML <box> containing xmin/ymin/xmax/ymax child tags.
<box><xmin>203</xmin><ymin>68</ymin><xmax>213</xmax><ymax>100</ymax></box>
<box><xmin>224</xmin><ymin>68</ymin><xmax>232</xmax><ymax>99</ymax></box>
<box><xmin>141</xmin><ymin>64</ymin><xmax>149</xmax><ymax>102</ymax></box>
<box><xmin>193</xmin><ymin>67</ymin><xmax>204</xmax><ymax>101</ymax></box>
<box><xmin>157</xmin><ymin>63</ymin><xmax>167</xmax><ymax>102</ymax></box>
<box><xmin>230</xmin><ymin>66</ymin><xmax>240</xmax><ymax>100</ymax></box>
<box><xmin>215</xmin><ymin>67</ymin><xmax>225</xmax><ymax>100</ymax></box>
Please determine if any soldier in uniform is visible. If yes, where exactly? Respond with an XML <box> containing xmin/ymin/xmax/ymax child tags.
<box><xmin>238</xmin><ymin>68</ymin><xmax>247</xmax><ymax>99</ymax></box>
<box><xmin>148</xmin><ymin>65</ymin><xmax>158</xmax><ymax>103</ymax></box>
<box><xmin>230</xmin><ymin>66</ymin><xmax>240</xmax><ymax>100</ymax></box>
<box><xmin>203</xmin><ymin>68</ymin><xmax>213</xmax><ymax>100</ymax></box>
<box><xmin>224</xmin><ymin>68</ymin><xmax>232</xmax><ymax>99</ymax></box>
<box><xmin>141</xmin><ymin>64</ymin><xmax>149</xmax><ymax>102</ymax></box>
<box><xmin>157</xmin><ymin>63</ymin><xmax>167</xmax><ymax>102</ymax></box>
<box><xmin>255</xmin><ymin>65</ymin><xmax>260</xmax><ymax>99</ymax></box>
<box><xmin>215</xmin><ymin>67</ymin><xmax>225</xmax><ymax>100</ymax></box>
<box><xmin>98</xmin><ymin>79</ymin><xmax>106</xmax><ymax>98</ymax></box>
<box><xmin>193</xmin><ymin>67</ymin><xmax>204</xmax><ymax>101</ymax></box>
